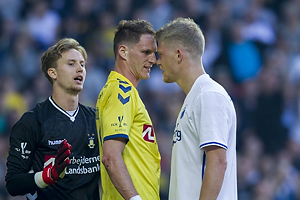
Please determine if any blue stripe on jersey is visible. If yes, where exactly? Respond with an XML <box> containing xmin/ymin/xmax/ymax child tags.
<box><xmin>119</xmin><ymin>85</ymin><xmax>131</xmax><ymax>93</ymax></box>
<box><xmin>117</xmin><ymin>78</ymin><xmax>129</xmax><ymax>84</ymax></box>
<box><xmin>103</xmin><ymin>134</ymin><xmax>129</xmax><ymax>142</ymax></box>
<box><xmin>200</xmin><ymin>142</ymin><xmax>228</xmax><ymax>149</ymax></box>
<box><xmin>180</xmin><ymin>108</ymin><xmax>185</xmax><ymax>119</ymax></box>
<box><xmin>202</xmin><ymin>151</ymin><xmax>206</xmax><ymax>180</ymax></box>
<box><xmin>118</xmin><ymin>94</ymin><xmax>130</xmax><ymax>105</ymax></box>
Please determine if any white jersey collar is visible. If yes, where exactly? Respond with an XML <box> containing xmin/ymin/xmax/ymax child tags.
<box><xmin>49</xmin><ymin>96</ymin><xmax>79</xmax><ymax>122</ymax></box>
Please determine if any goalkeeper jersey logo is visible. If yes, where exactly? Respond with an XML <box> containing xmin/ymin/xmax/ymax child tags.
<box><xmin>88</xmin><ymin>133</ymin><xmax>95</xmax><ymax>148</ymax></box>
<box><xmin>143</xmin><ymin>125</ymin><xmax>154</xmax><ymax>143</ymax></box>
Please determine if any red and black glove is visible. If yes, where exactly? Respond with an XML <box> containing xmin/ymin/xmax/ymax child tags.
<box><xmin>35</xmin><ymin>139</ymin><xmax>72</xmax><ymax>188</ymax></box>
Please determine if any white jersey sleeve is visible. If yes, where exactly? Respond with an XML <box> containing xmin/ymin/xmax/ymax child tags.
<box><xmin>194</xmin><ymin>91</ymin><xmax>233</xmax><ymax>150</ymax></box>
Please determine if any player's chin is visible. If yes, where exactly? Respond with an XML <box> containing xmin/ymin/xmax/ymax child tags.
<box><xmin>162</xmin><ymin>76</ymin><xmax>173</xmax><ymax>83</ymax></box>
<box><xmin>141</xmin><ymin>73</ymin><xmax>151</xmax><ymax>80</ymax></box>
<box><xmin>70</xmin><ymin>86</ymin><xmax>83</xmax><ymax>94</ymax></box>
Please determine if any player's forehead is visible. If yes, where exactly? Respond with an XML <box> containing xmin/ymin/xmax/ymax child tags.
<box><xmin>134</xmin><ymin>34</ymin><xmax>156</xmax><ymax>51</ymax></box>
<box><xmin>60</xmin><ymin>49</ymin><xmax>85</xmax><ymax>62</ymax></box>
<box><xmin>157</xmin><ymin>41</ymin><xmax>168</xmax><ymax>53</ymax></box>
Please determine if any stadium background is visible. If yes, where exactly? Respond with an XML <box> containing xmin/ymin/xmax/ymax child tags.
<box><xmin>0</xmin><ymin>0</ymin><xmax>300</xmax><ymax>199</ymax></box>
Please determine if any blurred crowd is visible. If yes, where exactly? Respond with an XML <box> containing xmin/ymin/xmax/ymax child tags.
<box><xmin>0</xmin><ymin>0</ymin><xmax>300</xmax><ymax>199</ymax></box>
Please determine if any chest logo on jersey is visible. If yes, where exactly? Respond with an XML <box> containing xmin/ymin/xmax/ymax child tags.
<box><xmin>143</xmin><ymin>125</ymin><xmax>155</xmax><ymax>143</ymax></box>
<box><xmin>173</xmin><ymin>123</ymin><xmax>182</xmax><ymax>145</ymax></box>
<box><xmin>88</xmin><ymin>133</ymin><xmax>95</xmax><ymax>148</ymax></box>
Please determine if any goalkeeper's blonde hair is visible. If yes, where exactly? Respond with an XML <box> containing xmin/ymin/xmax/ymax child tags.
<box><xmin>41</xmin><ymin>38</ymin><xmax>87</xmax><ymax>86</ymax></box>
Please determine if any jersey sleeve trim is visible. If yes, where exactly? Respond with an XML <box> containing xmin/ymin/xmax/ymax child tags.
<box><xmin>202</xmin><ymin>152</ymin><xmax>206</xmax><ymax>180</ymax></box>
<box><xmin>103</xmin><ymin>134</ymin><xmax>129</xmax><ymax>142</ymax></box>
<box><xmin>200</xmin><ymin>142</ymin><xmax>228</xmax><ymax>149</ymax></box>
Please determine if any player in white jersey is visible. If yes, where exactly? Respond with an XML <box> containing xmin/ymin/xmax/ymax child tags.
<box><xmin>155</xmin><ymin>17</ymin><xmax>237</xmax><ymax>200</ymax></box>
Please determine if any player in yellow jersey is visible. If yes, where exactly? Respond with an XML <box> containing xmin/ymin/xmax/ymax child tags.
<box><xmin>96</xmin><ymin>20</ymin><xmax>161</xmax><ymax>200</ymax></box>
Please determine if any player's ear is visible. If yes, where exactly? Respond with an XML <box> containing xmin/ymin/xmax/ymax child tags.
<box><xmin>48</xmin><ymin>68</ymin><xmax>57</xmax><ymax>80</ymax></box>
<box><xmin>176</xmin><ymin>49</ymin><xmax>183</xmax><ymax>64</ymax></box>
<box><xmin>118</xmin><ymin>45</ymin><xmax>128</xmax><ymax>60</ymax></box>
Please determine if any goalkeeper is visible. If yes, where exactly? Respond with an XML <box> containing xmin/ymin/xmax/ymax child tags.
<box><xmin>5</xmin><ymin>38</ymin><xmax>100</xmax><ymax>200</ymax></box>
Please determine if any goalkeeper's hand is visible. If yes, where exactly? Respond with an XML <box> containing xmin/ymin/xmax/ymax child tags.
<box><xmin>35</xmin><ymin>139</ymin><xmax>72</xmax><ymax>188</ymax></box>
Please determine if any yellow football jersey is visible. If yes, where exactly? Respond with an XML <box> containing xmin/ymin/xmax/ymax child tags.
<box><xmin>96</xmin><ymin>71</ymin><xmax>161</xmax><ymax>200</ymax></box>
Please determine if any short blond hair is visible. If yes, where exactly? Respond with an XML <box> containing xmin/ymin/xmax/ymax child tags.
<box><xmin>155</xmin><ymin>18</ymin><xmax>205</xmax><ymax>57</ymax></box>
<box><xmin>41</xmin><ymin>38</ymin><xmax>87</xmax><ymax>85</ymax></box>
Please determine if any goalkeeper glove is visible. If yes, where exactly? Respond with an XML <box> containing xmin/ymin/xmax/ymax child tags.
<box><xmin>35</xmin><ymin>139</ymin><xmax>72</xmax><ymax>188</ymax></box>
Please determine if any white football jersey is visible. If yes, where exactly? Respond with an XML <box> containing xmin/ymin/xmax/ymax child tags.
<box><xmin>169</xmin><ymin>74</ymin><xmax>237</xmax><ymax>200</ymax></box>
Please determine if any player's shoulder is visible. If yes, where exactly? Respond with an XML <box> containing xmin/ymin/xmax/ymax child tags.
<box><xmin>18</xmin><ymin>110</ymin><xmax>37</xmax><ymax>125</ymax></box>
<box><xmin>79</xmin><ymin>103</ymin><xmax>96</xmax><ymax>116</ymax></box>
<box><xmin>195</xmin><ymin>75</ymin><xmax>227</xmax><ymax>96</ymax></box>
<box><xmin>13</xmin><ymin>103</ymin><xmax>44</xmax><ymax>129</ymax></box>
<box><xmin>31</xmin><ymin>98</ymin><xmax>56</xmax><ymax>121</ymax></box>
<box><xmin>108</xmin><ymin>75</ymin><xmax>131</xmax><ymax>86</ymax></box>
<box><xmin>106</xmin><ymin>76</ymin><xmax>133</xmax><ymax>96</ymax></box>
<box><xmin>20</xmin><ymin>98</ymin><xmax>49</xmax><ymax>121</ymax></box>
<box><xmin>108</xmin><ymin>71</ymin><xmax>132</xmax><ymax>86</ymax></box>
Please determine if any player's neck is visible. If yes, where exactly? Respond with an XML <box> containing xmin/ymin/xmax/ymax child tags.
<box><xmin>51</xmin><ymin>90</ymin><xmax>79</xmax><ymax>111</ymax></box>
<box><xmin>178</xmin><ymin>65</ymin><xmax>205</xmax><ymax>95</ymax></box>
<box><xmin>114</xmin><ymin>63</ymin><xmax>139</xmax><ymax>88</ymax></box>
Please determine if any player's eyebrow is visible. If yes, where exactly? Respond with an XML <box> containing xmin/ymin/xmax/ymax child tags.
<box><xmin>67</xmin><ymin>58</ymin><xmax>85</xmax><ymax>63</ymax></box>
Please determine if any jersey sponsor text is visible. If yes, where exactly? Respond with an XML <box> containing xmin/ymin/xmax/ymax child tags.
<box><xmin>48</xmin><ymin>139</ymin><xmax>65</xmax><ymax>146</ymax></box>
<box><xmin>66</xmin><ymin>163</ymin><xmax>100</xmax><ymax>175</ymax></box>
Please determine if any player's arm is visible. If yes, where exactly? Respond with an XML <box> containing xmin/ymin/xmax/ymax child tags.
<box><xmin>102</xmin><ymin>137</ymin><xmax>139</xmax><ymax>200</ymax></box>
<box><xmin>5</xmin><ymin>112</ymin><xmax>72</xmax><ymax>196</ymax></box>
<box><xmin>6</xmin><ymin>138</ymin><xmax>71</xmax><ymax>196</ymax></box>
<box><xmin>199</xmin><ymin>145</ymin><xmax>227</xmax><ymax>200</ymax></box>
<box><xmin>6</xmin><ymin>112</ymin><xmax>40</xmax><ymax>195</ymax></box>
